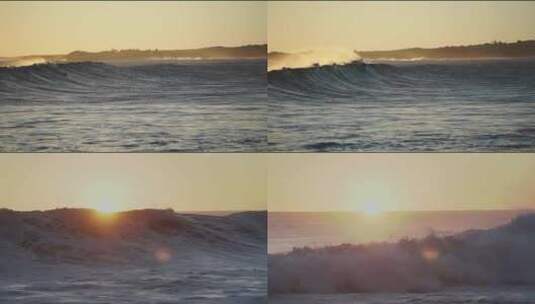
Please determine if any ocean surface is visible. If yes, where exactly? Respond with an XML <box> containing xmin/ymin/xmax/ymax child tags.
<box><xmin>0</xmin><ymin>209</ymin><xmax>267</xmax><ymax>303</ymax></box>
<box><xmin>270</xmin><ymin>288</ymin><xmax>535</xmax><ymax>304</ymax></box>
<box><xmin>268</xmin><ymin>59</ymin><xmax>535</xmax><ymax>151</ymax></box>
<box><xmin>0</xmin><ymin>59</ymin><xmax>266</xmax><ymax>152</ymax></box>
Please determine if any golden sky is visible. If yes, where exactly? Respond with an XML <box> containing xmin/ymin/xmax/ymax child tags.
<box><xmin>0</xmin><ymin>1</ymin><xmax>266</xmax><ymax>57</ymax></box>
<box><xmin>268</xmin><ymin>154</ymin><xmax>535</xmax><ymax>212</ymax></box>
<box><xmin>268</xmin><ymin>1</ymin><xmax>535</xmax><ymax>52</ymax></box>
<box><xmin>3</xmin><ymin>154</ymin><xmax>534</xmax><ymax>213</ymax></box>
<box><xmin>0</xmin><ymin>154</ymin><xmax>266</xmax><ymax>212</ymax></box>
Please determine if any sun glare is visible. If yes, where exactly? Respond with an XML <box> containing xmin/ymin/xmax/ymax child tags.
<box><xmin>82</xmin><ymin>180</ymin><xmax>127</xmax><ymax>215</ymax></box>
<box><xmin>422</xmin><ymin>247</ymin><xmax>440</xmax><ymax>262</ymax></box>
<box><xmin>93</xmin><ymin>200</ymin><xmax>121</xmax><ymax>214</ymax></box>
<box><xmin>361</xmin><ymin>201</ymin><xmax>383</xmax><ymax>216</ymax></box>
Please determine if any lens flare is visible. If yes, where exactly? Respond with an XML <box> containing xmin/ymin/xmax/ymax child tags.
<box><xmin>154</xmin><ymin>247</ymin><xmax>172</xmax><ymax>263</ymax></box>
<box><xmin>421</xmin><ymin>247</ymin><xmax>440</xmax><ymax>261</ymax></box>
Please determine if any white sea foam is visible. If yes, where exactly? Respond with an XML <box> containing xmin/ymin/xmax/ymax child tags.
<box><xmin>0</xmin><ymin>57</ymin><xmax>48</xmax><ymax>68</ymax></box>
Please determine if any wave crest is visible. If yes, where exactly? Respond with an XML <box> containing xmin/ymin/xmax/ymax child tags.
<box><xmin>268</xmin><ymin>61</ymin><xmax>399</xmax><ymax>100</ymax></box>
<box><xmin>268</xmin><ymin>49</ymin><xmax>361</xmax><ymax>71</ymax></box>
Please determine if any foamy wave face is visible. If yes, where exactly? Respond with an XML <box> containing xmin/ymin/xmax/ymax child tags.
<box><xmin>269</xmin><ymin>213</ymin><xmax>535</xmax><ymax>294</ymax></box>
<box><xmin>268</xmin><ymin>49</ymin><xmax>361</xmax><ymax>71</ymax></box>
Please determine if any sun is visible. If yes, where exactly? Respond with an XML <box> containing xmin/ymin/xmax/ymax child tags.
<box><xmin>361</xmin><ymin>201</ymin><xmax>383</xmax><ymax>216</ymax></box>
<box><xmin>93</xmin><ymin>199</ymin><xmax>121</xmax><ymax>214</ymax></box>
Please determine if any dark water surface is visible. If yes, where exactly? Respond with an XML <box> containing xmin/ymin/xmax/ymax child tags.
<box><xmin>0</xmin><ymin>59</ymin><xmax>266</xmax><ymax>152</ymax></box>
<box><xmin>268</xmin><ymin>59</ymin><xmax>535</xmax><ymax>151</ymax></box>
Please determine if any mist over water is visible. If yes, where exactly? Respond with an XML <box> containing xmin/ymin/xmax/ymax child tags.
<box><xmin>0</xmin><ymin>59</ymin><xmax>267</xmax><ymax>152</ymax></box>
<box><xmin>268</xmin><ymin>49</ymin><xmax>361</xmax><ymax>71</ymax></box>
<box><xmin>268</xmin><ymin>58</ymin><xmax>535</xmax><ymax>151</ymax></box>
<box><xmin>0</xmin><ymin>57</ymin><xmax>49</xmax><ymax>68</ymax></box>
<box><xmin>269</xmin><ymin>210</ymin><xmax>525</xmax><ymax>254</ymax></box>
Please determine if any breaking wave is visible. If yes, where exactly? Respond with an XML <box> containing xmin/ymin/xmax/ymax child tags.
<box><xmin>0</xmin><ymin>208</ymin><xmax>267</xmax><ymax>303</ymax></box>
<box><xmin>267</xmin><ymin>58</ymin><xmax>535</xmax><ymax>151</ymax></box>
<box><xmin>269</xmin><ymin>213</ymin><xmax>535</xmax><ymax>294</ymax></box>
<box><xmin>268</xmin><ymin>49</ymin><xmax>361</xmax><ymax>72</ymax></box>
<box><xmin>268</xmin><ymin>61</ymin><xmax>400</xmax><ymax>100</ymax></box>
<box><xmin>268</xmin><ymin>58</ymin><xmax>535</xmax><ymax>102</ymax></box>
<box><xmin>0</xmin><ymin>57</ymin><xmax>49</xmax><ymax>68</ymax></box>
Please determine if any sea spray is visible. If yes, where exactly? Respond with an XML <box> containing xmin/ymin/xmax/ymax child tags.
<box><xmin>268</xmin><ymin>49</ymin><xmax>361</xmax><ymax>71</ymax></box>
<box><xmin>269</xmin><ymin>214</ymin><xmax>535</xmax><ymax>293</ymax></box>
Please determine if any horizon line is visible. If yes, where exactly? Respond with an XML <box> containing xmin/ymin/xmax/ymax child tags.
<box><xmin>268</xmin><ymin>37</ymin><xmax>535</xmax><ymax>55</ymax></box>
<box><xmin>0</xmin><ymin>207</ymin><xmax>267</xmax><ymax>213</ymax></box>
<box><xmin>1</xmin><ymin>43</ymin><xmax>268</xmax><ymax>59</ymax></box>
<box><xmin>269</xmin><ymin>208</ymin><xmax>535</xmax><ymax>213</ymax></box>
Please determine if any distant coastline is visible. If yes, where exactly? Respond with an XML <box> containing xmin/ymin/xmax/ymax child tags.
<box><xmin>269</xmin><ymin>39</ymin><xmax>535</xmax><ymax>62</ymax></box>
<box><xmin>1</xmin><ymin>44</ymin><xmax>266</xmax><ymax>66</ymax></box>
<box><xmin>360</xmin><ymin>39</ymin><xmax>535</xmax><ymax>60</ymax></box>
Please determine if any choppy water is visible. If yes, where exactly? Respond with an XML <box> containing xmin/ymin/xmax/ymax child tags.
<box><xmin>0</xmin><ymin>59</ymin><xmax>266</xmax><ymax>152</ymax></box>
<box><xmin>268</xmin><ymin>59</ymin><xmax>535</xmax><ymax>151</ymax></box>
<box><xmin>0</xmin><ymin>263</ymin><xmax>266</xmax><ymax>304</ymax></box>
<box><xmin>270</xmin><ymin>287</ymin><xmax>535</xmax><ymax>304</ymax></box>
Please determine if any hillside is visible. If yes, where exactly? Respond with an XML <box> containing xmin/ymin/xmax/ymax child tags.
<box><xmin>268</xmin><ymin>40</ymin><xmax>535</xmax><ymax>63</ymax></box>
<box><xmin>358</xmin><ymin>40</ymin><xmax>535</xmax><ymax>60</ymax></box>
<box><xmin>3</xmin><ymin>44</ymin><xmax>266</xmax><ymax>66</ymax></box>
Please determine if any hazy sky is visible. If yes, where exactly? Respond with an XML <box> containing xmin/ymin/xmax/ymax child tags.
<box><xmin>268</xmin><ymin>154</ymin><xmax>535</xmax><ymax>212</ymax></box>
<box><xmin>0</xmin><ymin>154</ymin><xmax>266</xmax><ymax>212</ymax></box>
<box><xmin>4</xmin><ymin>154</ymin><xmax>534</xmax><ymax>213</ymax></box>
<box><xmin>0</xmin><ymin>1</ymin><xmax>266</xmax><ymax>57</ymax></box>
<box><xmin>268</xmin><ymin>1</ymin><xmax>535</xmax><ymax>52</ymax></box>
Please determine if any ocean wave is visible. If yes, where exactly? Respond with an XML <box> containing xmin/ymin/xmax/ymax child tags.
<box><xmin>267</xmin><ymin>58</ymin><xmax>535</xmax><ymax>151</ymax></box>
<box><xmin>0</xmin><ymin>60</ymin><xmax>267</xmax><ymax>103</ymax></box>
<box><xmin>0</xmin><ymin>208</ymin><xmax>266</xmax><ymax>266</ymax></box>
<box><xmin>0</xmin><ymin>59</ymin><xmax>267</xmax><ymax>152</ymax></box>
<box><xmin>0</xmin><ymin>208</ymin><xmax>267</xmax><ymax>303</ymax></box>
<box><xmin>268</xmin><ymin>61</ymin><xmax>407</xmax><ymax>100</ymax></box>
<box><xmin>0</xmin><ymin>62</ymin><xmax>136</xmax><ymax>98</ymax></box>
<box><xmin>269</xmin><ymin>213</ymin><xmax>535</xmax><ymax>294</ymax></box>
<box><xmin>268</xmin><ymin>58</ymin><xmax>535</xmax><ymax>102</ymax></box>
